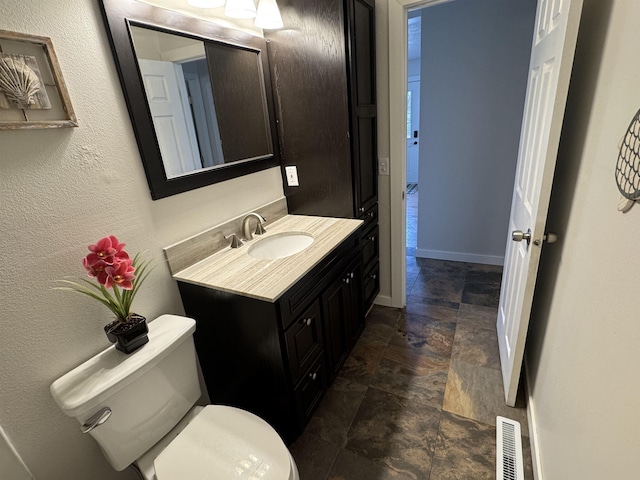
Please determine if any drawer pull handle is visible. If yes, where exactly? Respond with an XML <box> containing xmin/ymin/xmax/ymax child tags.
<box><xmin>350</xmin><ymin>272</ymin><xmax>354</xmax><ymax>279</ymax></box>
<box><xmin>369</xmin><ymin>236</ymin><xmax>375</xmax><ymax>242</ymax></box>
<box><xmin>359</xmin><ymin>207</ymin><xmax>365</xmax><ymax>213</ymax></box>
<box><xmin>370</xmin><ymin>274</ymin><xmax>377</xmax><ymax>280</ymax></box>
<box><xmin>368</xmin><ymin>212</ymin><xmax>375</xmax><ymax>218</ymax></box>
<box><xmin>309</xmin><ymin>372</ymin><xmax>317</xmax><ymax>381</ymax></box>
<box><xmin>344</xmin><ymin>277</ymin><xmax>350</xmax><ymax>284</ymax></box>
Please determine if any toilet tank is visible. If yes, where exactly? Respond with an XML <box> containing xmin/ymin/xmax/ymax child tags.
<box><xmin>50</xmin><ymin>315</ymin><xmax>200</xmax><ymax>471</ymax></box>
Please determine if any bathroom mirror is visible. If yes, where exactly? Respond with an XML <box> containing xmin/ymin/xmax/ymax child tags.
<box><xmin>99</xmin><ymin>0</ymin><xmax>280</xmax><ymax>199</ymax></box>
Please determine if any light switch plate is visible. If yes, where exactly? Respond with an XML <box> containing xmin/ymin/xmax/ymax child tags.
<box><xmin>285</xmin><ymin>166</ymin><xmax>299</xmax><ymax>186</ymax></box>
<box><xmin>378</xmin><ymin>157</ymin><xmax>390</xmax><ymax>176</ymax></box>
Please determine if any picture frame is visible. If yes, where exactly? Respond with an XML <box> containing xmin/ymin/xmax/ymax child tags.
<box><xmin>0</xmin><ymin>29</ymin><xmax>77</xmax><ymax>129</ymax></box>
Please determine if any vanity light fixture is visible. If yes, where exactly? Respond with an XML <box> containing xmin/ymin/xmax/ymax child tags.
<box><xmin>187</xmin><ymin>0</ymin><xmax>283</xmax><ymax>29</ymax></box>
<box><xmin>255</xmin><ymin>0</ymin><xmax>283</xmax><ymax>30</ymax></box>
<box><xmin>187</xmin><ymin>0</ymin><xmax>225</xmax><ymax>7</ymax></box>
<box><xmin>224</xmin><ymin>0</ymin><xmax>257</xmax><ymax>18</ymax></box>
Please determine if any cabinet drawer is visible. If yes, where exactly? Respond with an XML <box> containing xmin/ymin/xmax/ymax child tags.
<box><xmin>363</xmin><ymin>261</ymin><xmax>379</xmax><ymax>311</ymax></box>
<box><xmin>361</xmin><ymin>225</ymin><xmax>379</xmax><ymax>269</ymax></box>
<box><xmin>294</xmin><ymin>355</ymin><xmax>326</xmax><ymax>428</ymax></box>
<box><xmin>359</xmin><ymin>204</ymin><xmax>378</xmax><ymax>232</ymax></box>
<box><xmin>285</xmin><ymin>300</ymin><xmax>323</xmax><ymax>385</ymax></box>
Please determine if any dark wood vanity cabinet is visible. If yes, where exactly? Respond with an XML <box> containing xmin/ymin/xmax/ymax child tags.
<box><xmin>177</xmin><ymin>233</ymin><xmax>364</xmax><ymax>444</ymax></box>
<box><xmin>266</xmin><ymin>0</ymin><xmax>379</xmax><ymax>311</ymax></box>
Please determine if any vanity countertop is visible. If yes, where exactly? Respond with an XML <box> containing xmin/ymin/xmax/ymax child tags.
<box><xmin>172</xmin><ymin>215</ymin><xmax>363</xmax><ymax>302</ymax></box>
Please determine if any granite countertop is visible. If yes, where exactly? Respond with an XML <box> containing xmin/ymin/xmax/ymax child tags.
<box><xmin>173</xmin><ymin>215</ymin><xmax>363</xmax><ymax>302</ymax></box>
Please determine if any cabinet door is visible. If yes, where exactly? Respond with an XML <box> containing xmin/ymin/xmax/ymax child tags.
<box><xmin>322</xmin><ymin>257</ymin><xmax>364</xmax><ymax>382</ymax></box>
<box><xmin>361</xmin><ymin>224</ymin><xmax>379</xmax><ymax>271</ymax></box>
<box><xmin>363</xmin><ymin>261</ymin><xmax>379</xmax><ymax>313</ymax></box>
<box><xmin>345</xmin><ymin>258</ymin><xmax>364</xmax><ymax>346</ymax></box>
<box><xmin>322</xmin><ymin>273</ymin><xmax>350</xmax><ymax>381</ymax></box>
<box><xmin>346</xmin><ymin>0</ymin><xmax>378</xmax><ymax>214</ymax></box>
<box><xmin>285</xmin><ymin>300</ymin><xmax>323</xmax><ymax>385</ymax></box>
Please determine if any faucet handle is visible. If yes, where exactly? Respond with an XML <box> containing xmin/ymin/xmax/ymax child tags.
<box><xmin>254</xmin><ymin>220</ymin><xmax>267</xmax><ymax>236</ymax></box>
<box><xmin>224</xmin><ymin>233</ymin><xmax>244</xmax><ymax>249</ymax></box>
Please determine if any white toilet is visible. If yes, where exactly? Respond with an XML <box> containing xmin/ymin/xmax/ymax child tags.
<box><xmin>50</xmin><ymin>315</ymin><xmax>300</xmax><ymax>480</ymax></box>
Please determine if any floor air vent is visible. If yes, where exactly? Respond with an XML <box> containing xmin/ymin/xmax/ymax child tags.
<box><xmin>496</xmin><ymin>416</ymin><xmax>524</xmax><ymax>480</ymax></box>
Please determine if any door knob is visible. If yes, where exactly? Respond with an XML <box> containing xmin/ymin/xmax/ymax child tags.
<box><xmin>512</xmin><ymin>229</ymin><xmax>532</xmax><ymax>245</ymax></box>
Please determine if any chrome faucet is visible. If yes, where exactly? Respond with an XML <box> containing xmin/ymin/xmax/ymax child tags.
<box><xmin>241</xmin><ymin>212</ymin><xmax>267</xmax><ymax>241</ymax></box>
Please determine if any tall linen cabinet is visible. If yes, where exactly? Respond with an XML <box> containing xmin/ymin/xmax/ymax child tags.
<box><xmin>266</xmin><ymin>0</ymin><xmax>379</xmax><ymax>312</ymax></box>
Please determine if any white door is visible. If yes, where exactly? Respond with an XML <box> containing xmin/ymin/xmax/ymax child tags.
<box><xmin>497</xmin><ymin>0</ymin><xmax>583</xmax><ymax>406</ymax></box>
<box><xmin>406</xmin><ymin>80</ymin><xmax>420</xmax><ymax>184</ymax></box>
<box><xmin>138</xmin><ymin>59</ymin><xmax>200</xmax><ymax>178</ymax></box>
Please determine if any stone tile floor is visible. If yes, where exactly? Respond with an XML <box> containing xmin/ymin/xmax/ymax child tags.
<box><xmin>290</xmin><ymin>258</ymin><xmax>533</xmax><ymax>480</ymax></box>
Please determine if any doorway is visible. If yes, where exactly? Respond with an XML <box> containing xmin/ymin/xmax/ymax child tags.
<box><xmin>405</xmin><ymin>11</ymin><xmax>421</xmax><ymax>257</ymax></box>
<box><xmin>392</xmin><ymin>0</ymin><xmax>537</xmax><ymax>307</ymax></box>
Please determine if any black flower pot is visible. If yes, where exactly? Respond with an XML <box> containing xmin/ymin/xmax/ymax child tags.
<box><xmin>104</xmin><ymin>314</ymin><xmax>149</xmax><ymax>354</ymax></box>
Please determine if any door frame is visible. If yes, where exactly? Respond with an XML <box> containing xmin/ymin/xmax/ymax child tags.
<box><xmin>388</xmin><ymin>0</ymin><xmax>454</xmax><ymax>308</ymax></box>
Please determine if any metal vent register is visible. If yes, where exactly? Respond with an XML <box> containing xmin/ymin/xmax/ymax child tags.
<box><xmin>496</xmin><ymin>416</ymin><xmax>524</xmax><ymax>480</ymax></box>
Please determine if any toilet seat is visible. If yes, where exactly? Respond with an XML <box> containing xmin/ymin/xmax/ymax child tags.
<box><xmin>154</xmin><ymin>405</ymin><xmax>292</xmax><ymax>479</ymax></box>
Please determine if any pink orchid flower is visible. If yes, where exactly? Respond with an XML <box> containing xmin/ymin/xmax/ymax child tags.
<box><xmin>105</xmin><ymin>259</ymin><xmax>136</xmax><ymax>290</ymax></box>
<box><xmin>108</xmin><ymin>235</ymin><xmax>126</xmax><ymax>252</ymax></box>
<box><xmin>86</xmin><ymin>235</ymin><xmax>129</xmax><ymax>266</ymax></box>
<box><xmin>83</xmin><ymin>257</ymin><xmax>110</xmax><ymax>285</ymax></box>
<box><xmin>59</xmin><ymin>235</ymin><xmax>152</xmax><ymax>325</ymax></box>
<box><xmin>87</xmin><ymin>236</ymin><xmax>118</xmax><ymax>265</ymax></box>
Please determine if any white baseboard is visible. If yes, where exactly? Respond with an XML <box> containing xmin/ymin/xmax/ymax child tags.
<box><xmin>415</xmin><ymin>248</ymin><xmax>504</xmax><ymax>266</ymax></box>
<box><xmin>373</xmin><ymin>294</ymin><xmax>394</xmax><ymax>307</ymax></box>
<box><xmin>524</xmin><ymin>358</ymin><xmax>543</xmax><ymax>480</ymax></box>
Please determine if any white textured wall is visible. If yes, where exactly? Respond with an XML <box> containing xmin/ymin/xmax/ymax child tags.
<box><xmin>0</xmin><ymin>1</ymin><xmax>283</xmax><ymax>479</ymax></box>
<box><xmin>526</xmin><ymin>0</ymin><xmax>640</xmax><ymax>477</ymax></box>
<box><xmin>417</xmin><ymin>0</ymin><xmax>536</xmax><ymax>264</ymax></box>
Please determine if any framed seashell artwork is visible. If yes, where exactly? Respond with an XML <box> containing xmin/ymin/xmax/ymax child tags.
<box><xmin>0</xmin><ymin>53</ymin><xmax>51</xmax><ymax>110</ymax></box>
<box><xmin>0</xmin><ymin>30</ymin><xmax>77</xmax><ymax>129</ymax></box>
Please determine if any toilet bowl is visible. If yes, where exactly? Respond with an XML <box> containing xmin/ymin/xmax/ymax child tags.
<box><xmin>137</xmin><ymin>405</ymin><xmax>299</xmax><ymax>480</ymax></box>
<box><xmin>50</xmin><ymin>315</ymin><xmax>299</xmax><ymax>479</ymax></box>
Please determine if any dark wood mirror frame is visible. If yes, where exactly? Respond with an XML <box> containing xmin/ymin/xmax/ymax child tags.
<box><xmin>99</xmin><ymin>0</ymin><xmax>280</xmax><ymax>200</ymax></box>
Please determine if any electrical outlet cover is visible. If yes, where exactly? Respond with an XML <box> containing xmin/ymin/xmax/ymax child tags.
<box><xmin>285</xmin><ymin>166</ymin><xmax>299</xmax><ymax>186</ymax></box>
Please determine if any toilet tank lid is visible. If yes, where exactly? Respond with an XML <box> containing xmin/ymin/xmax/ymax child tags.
<box><xmin>50</xmin><ymin>315</ymin><xmax>196</xmax><ymax>418</ymax></box>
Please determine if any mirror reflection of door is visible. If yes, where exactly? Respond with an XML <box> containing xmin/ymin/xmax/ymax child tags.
<box><xmin>406</xmin><ymin>80</ymin><xmax>420</xmax><ymax>184</ymax></box>
<box><xmin>131</xmin><ymin>26</ymin><xmax>224</xmax><ymax>179</ymax></box>
<box><xmin>137</xmin><ymin>58</ymin><xmax>202</xmax><ymax>178</ymax></box>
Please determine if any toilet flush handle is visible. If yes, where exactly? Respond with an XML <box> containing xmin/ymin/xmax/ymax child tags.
<box><xmin>81</xmin><ymin>407</ymin><xmax>112</xmax><ymax>434</ymax></box>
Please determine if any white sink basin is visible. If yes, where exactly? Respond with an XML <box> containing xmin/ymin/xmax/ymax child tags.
<box><xmin>247</xmin><ymin>233</ymin><xmax>314</xmax><ymax>260</ymax></box>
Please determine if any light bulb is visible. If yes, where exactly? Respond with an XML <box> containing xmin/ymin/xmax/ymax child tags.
<box><xmin>224</xmin><ymin>0</ymin><xmax>257</xmax><ymax>18</ymax></box>
<box><xmin>187</xmin><ymin>0</ymin><xmax>225</xmax><ymax>7</ymax></box>
<box><xmin>255</xmin><ymin>0</ymin><xmax>283</xmax><ymax>29</ymax></box>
